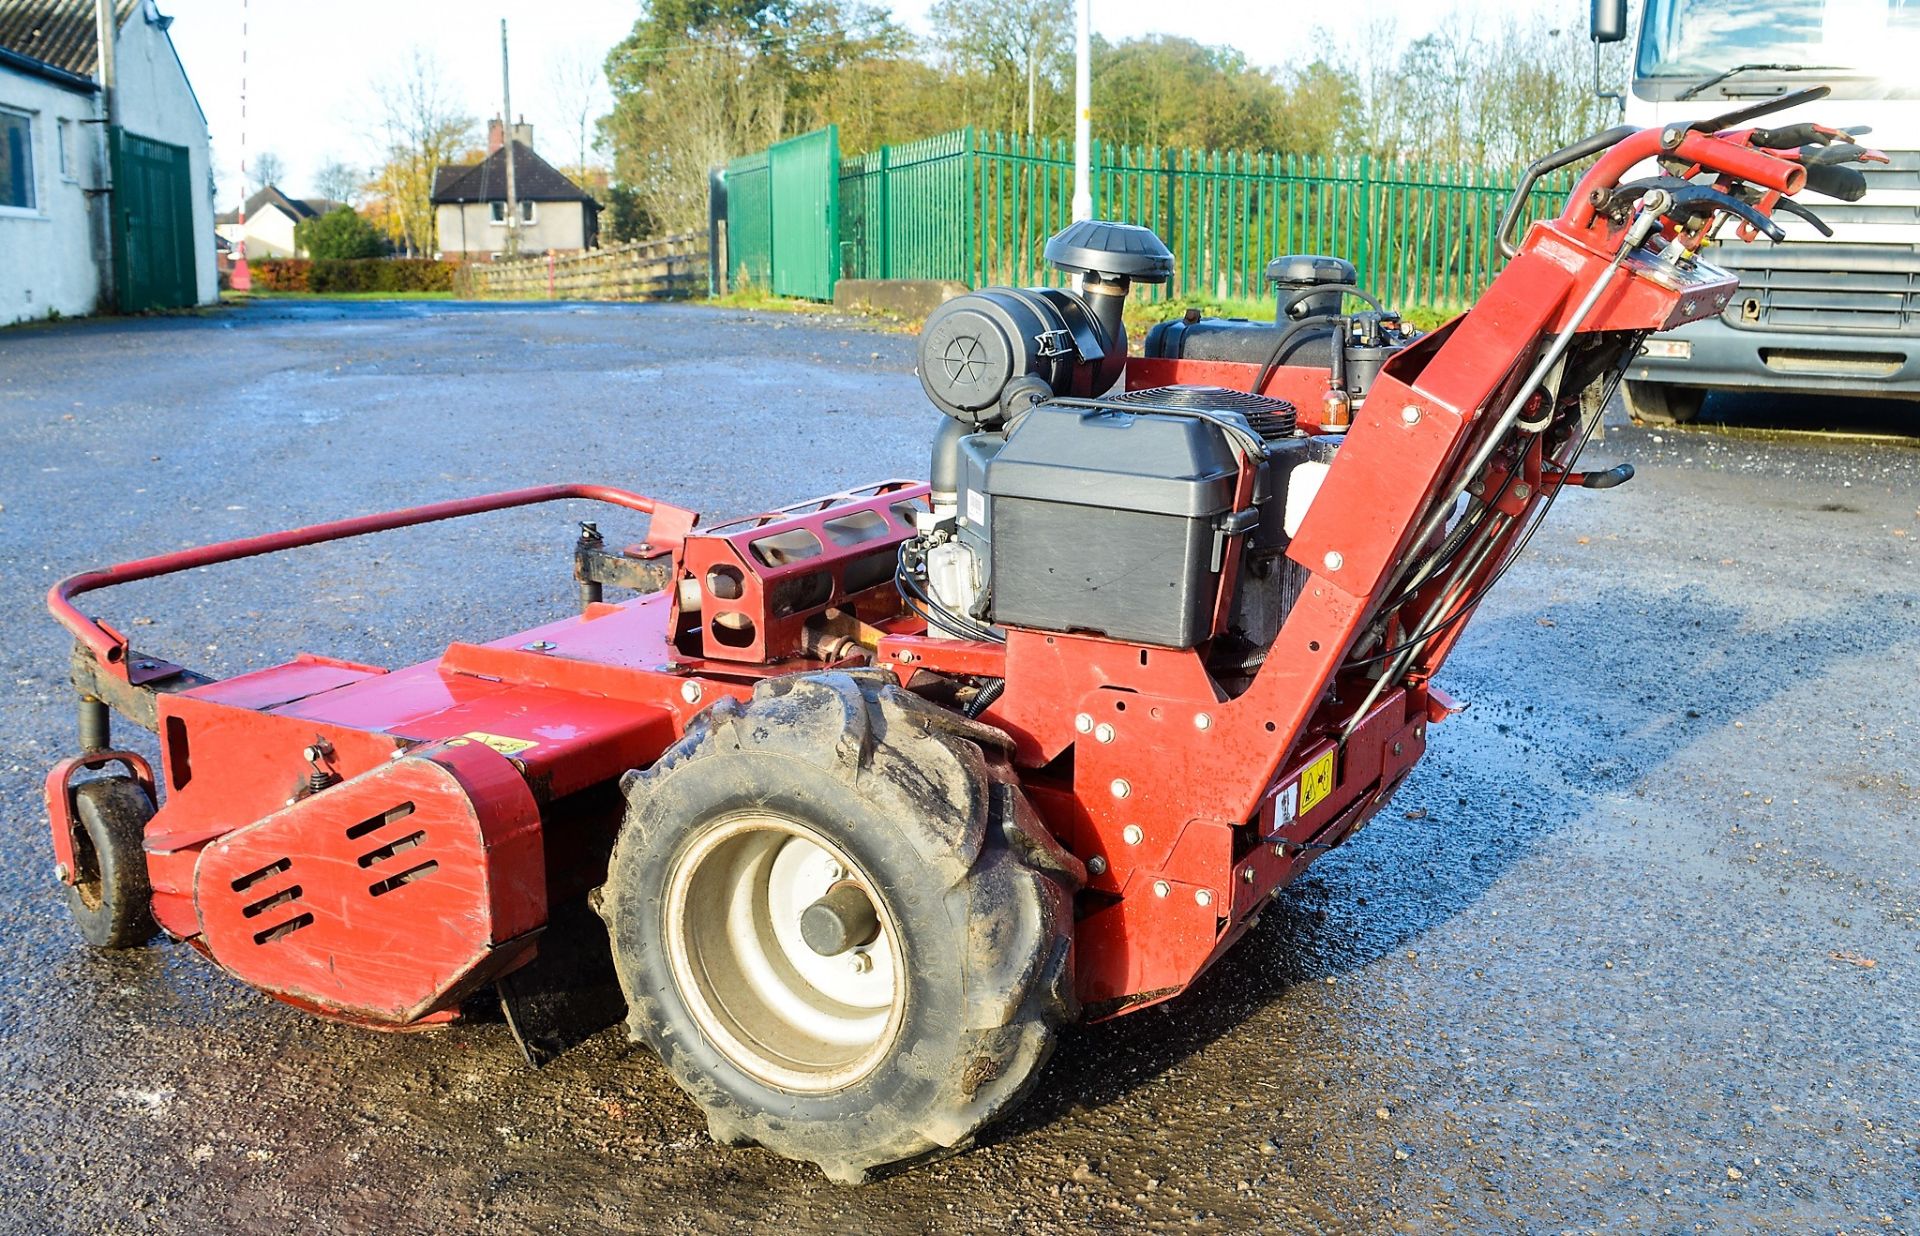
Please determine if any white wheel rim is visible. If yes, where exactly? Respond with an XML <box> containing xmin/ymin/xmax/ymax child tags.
<box><xmin>664</xmin><ymin>812</ymin><xmax>905</xmax><ymax>1093</ymax></box>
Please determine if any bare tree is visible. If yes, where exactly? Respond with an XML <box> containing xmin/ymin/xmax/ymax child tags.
<box><xmin>365</xmin><ymin>49</ymin><xmax>477</xmax><ymax>257</ymax></box>
<box><xmin>928</xmin><ymin>0</ymin><xmax>1070</xmax><ymax>136</ymax></box>
<box><xmin>312</xmin><ymin>158</ymin><xmax>362</xmax><ymax>206</ymax></box>
<box><xmin>548</xmin><ymin>46</ymin><xmax>608</xmax><ymax>182</ymax></box>
<box><xmin>248</xmin><ymin>150</ymin><xmax>286</xmax><ymax>191</ymax></box>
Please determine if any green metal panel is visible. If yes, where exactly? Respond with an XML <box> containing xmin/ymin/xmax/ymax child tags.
<box><xmin>110</xmin><ymin>128</ymin><xmax>196</xmax><ymax>313</ymax></box>
<box><xmin>725</xmin><ymin>149</ymin><xmax>772</xmax><ymax>291</ymax></box>
<box><xmin>768</xmin><ymin>126</ymin><xmax>838</xmax><ymax>300</ymax></box>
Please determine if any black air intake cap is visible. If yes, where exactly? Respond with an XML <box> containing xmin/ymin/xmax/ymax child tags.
<box><xmin>1045</xmin><ymin>220</ymin><xmax>1174</xmax><ymax>283</ymax></box>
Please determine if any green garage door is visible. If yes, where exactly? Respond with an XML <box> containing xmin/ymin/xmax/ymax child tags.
<box><xmin>111</xmin><ymin>129</ymin><xmax>197</xmax><ymax>313</ymax></box>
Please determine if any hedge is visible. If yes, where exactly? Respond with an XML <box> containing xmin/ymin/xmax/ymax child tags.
<box><xmin>248</xmin><ymin>259</ymin><xmax>457</xmax><ymax>294</ymax></box>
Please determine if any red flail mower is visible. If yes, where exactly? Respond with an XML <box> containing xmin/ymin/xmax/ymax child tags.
<box><xmin>45</xmin><ymin>94</ymin><xmax>1880</xmax><ymax>1181</ymax></box>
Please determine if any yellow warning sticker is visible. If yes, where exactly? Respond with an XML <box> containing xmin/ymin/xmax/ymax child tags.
<box><xmin>460</xmin><ymin>731</ymin><xmax>539</xmax><ymax>756</ymax></box>
<box><xmin>1299</xmin><ymin>749</ymin><xmax>1336</xmax><ymax>815</ymax></box>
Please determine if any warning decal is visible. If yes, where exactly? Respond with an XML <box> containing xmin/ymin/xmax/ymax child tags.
<box><xmin>459</xmin><ymin>731</ymin><xmax>539</xmax><ymax>756</ymax></box>
<box><xmin>1299</xmin><ymin>749</ymin><xmax>1336</xmax><ymax>815</ymax></box>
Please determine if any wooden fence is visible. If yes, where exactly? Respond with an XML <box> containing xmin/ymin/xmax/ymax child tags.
<box><xmin>458</xmin><ymin>233</ymin><xmax>705</xmax><ymax>302</ymax></box>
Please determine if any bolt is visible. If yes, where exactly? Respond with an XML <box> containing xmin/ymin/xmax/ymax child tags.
<box><xmin>1323</xmin><ymin>550</ymin><xmax>1344</xmax><ymax>572</ymax></box>
<box><xmin>1110</xmin><ymin>778</ymin><xmax>1131</xmax><ymax>799</ymax></box>
<box><xmin>1094</xmin><ymin>723</ymin><xmax>1115</xmax><ymax>744</ymax></box>
<box><xmin>1415</xmin><ymin>724</ymin><xmax>1425</xmax><ymax>739</ymax></box>
<box><xmin>1075</xmin><ymin>713</ymin><xmax>1094</xmax><ymax>733</ymax></box>
<box><xmin>54</xmin><ymin>862</ymin><xmax>71</xmax><ymax>883</ymax></box>
<box><xmin>824</xmin><ymin>861</ymin><xmax>845</xmax><ymax>880</ymax></box>
<box><xmin>1242</xmin><ymin>866</ymin><xmax>1256</xmax><ymax>884</ymax></box>
<box><xmin>1392</xmin><ymin>741</ymin><xmax>1404</xmax><ymax>756</ymax></box>
<box><xmin>1195</xmin><ymin>889</ymin><xmax>1213</xmax><ymax>908</ymax></box>
<box><xmin>135</xmin><ymin>660</ymin><xmax>157</xmax><ymax>671</ymax></box>
<box><xmin>1194</xmin><ymin>712</ymin><xmax>1212</xmax><ymax>730</ymax></box>
<box><xmin>1087</xmin><ymin>855</ymin><xmax>1108</xmax><ymax>876</ymax></box>
<box><xmin>1682</xmin><ymin>299</ymin><xmax>1697</xmax><ymax>315</ymax></box>
<box><xmin>521</xmin><ymin>640</ymin><xmax>556</xmax><ymax>652</ymax></box>
<box><xmin>1513</xmin><ymin>483</ymin><xmax>1532</xmax><ymax>500</ymax></box>
<box><xmin>1401</xmin><ymin>405</ymin><xmax>1421</xmax><ymax>425</ymax></box>
<box><xmin>681</xmin><ymin>681</ymin><xmax>703</xmax><ymax>704</ymax></box>
<box><xmin>1123</xmin><ymin>824</ymin><xmax>1143</xmax><ymax>846</ymax></box>
<box><xmin>898</xmin><ymin>651</ymin><xmax>916</xmax><ymax>663</ymax></box>
<box><xmin>1153</xmin><ymin>880</ymin><xmax>1171</xmax><ymax>898</ymax></box>
<box><xmin>848</xmin><ymin>951</ymin><xmax>873</xmax><ymax>974</ymax></box>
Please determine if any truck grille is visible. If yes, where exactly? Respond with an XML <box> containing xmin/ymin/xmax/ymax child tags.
<box><xmin>1715</xmin><ymin>242</ymin><xmax>1920</xmax><ymax>335</ymax></box>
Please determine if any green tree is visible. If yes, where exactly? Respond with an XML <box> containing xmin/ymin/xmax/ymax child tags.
<box><xmin>602</xmin><ymin>1</ymin><xmax>901</xmax><ymax>234</ymax></box>
<box><xmin>295</xmin><ymin>206</ymin><xmax>385</xmax><ymax>259</ymax></box>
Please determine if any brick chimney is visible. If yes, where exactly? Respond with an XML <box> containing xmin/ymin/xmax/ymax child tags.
<box><xmin>487</xmin><ymin>117</ymin><xmax>534</xmax><ymax>154</ymax></box>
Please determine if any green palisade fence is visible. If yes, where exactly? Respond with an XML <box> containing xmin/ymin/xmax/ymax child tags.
<box><xmin>736</xmin><ymin>126</ymin><xmax>1575</xmax><ymax>309</ymax></box>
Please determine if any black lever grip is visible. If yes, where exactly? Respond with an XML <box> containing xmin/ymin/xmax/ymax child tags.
<box><xmin>1580</xmin><ymin>463</ymin><xmax>1635</xmax><ymax>490</ymax></box>
<box><xmin>1802</xmin><ymin>161</ymin><xmax>1867</xmax><ymax>202</ymax></box>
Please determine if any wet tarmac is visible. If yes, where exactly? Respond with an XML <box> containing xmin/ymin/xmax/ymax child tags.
<box><xmin>1</xmin><ymin>301</ymin><xmax>1915</xmax><ymax>1234</ymax></box>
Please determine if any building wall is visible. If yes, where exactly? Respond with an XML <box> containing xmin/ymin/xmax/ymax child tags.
<box><xmin>112</xmin><ymin>4</ymin><xmax>215</xmax><ymax>305</ymax></box>
<box><xmin>436</xmin><ymin>200</ymin><xmax>589</xmax><ymax>258</ymax></box>
<box><xmin>0</xmin><ymin>70</ymin><xmax>105</xmax><ymax>325</ymax></box>
<box><xmin>215</xmin><ymin>203</ymin><xmax>299</xmax><ymax>258</ymax></box>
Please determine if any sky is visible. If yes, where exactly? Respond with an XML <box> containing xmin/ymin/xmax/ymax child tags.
<box><xmin>160</xmin><ymin>0</ymin><xmax>1567</xmax><ymax>206</ymax></box>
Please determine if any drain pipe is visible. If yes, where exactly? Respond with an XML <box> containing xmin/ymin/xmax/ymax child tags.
<box><xmin>94</xmin><ymin>0</ymin><xmax>117</xmax><ymax>308</ymax></box>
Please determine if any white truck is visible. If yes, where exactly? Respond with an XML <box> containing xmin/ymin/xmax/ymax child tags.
<box><xmin>1592</xmin><ymin>0</ymin><xmax>1918</xmax><ymax>423</ymax></box>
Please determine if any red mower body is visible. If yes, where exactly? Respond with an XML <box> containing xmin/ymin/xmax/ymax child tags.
<box><xmin>40</xmin><ymin>102</ymin><xmax>1879</xmax><ymax>1074</ymax></box>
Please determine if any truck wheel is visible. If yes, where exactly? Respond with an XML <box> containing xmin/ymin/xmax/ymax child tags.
<box><xmin>1624</xmin><ymin>381</ymin><xmax>1706</xmax><ymax>426</ymax></box>
<box><xmin>598</xmin><ymin>672</ymin><xmax>1080</xmax><ymax>1184</ymax></box>
<box><xmin>65</xmin><ymin>776</ymin><xmax>158</xmax><ymax>949</ymax></box>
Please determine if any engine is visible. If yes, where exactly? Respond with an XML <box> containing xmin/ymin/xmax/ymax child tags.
<box><xmin>902</xmin><ymin>220</ymin><xmax>1410</xmax><ymax>686</ymax></box>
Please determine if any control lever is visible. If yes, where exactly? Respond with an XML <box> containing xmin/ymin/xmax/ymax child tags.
<box><xmin>1574</xmin><ymin>463</ymin><xmax>1635</xmax><ymax>490</ymax></box>
<box><xmin>1771</xmin><ymin>196</ymin><xmax>1834</xmax><ymax>236</ymax></box>
<box><xmin>1687</xmin><ymin>85</ymin><xmax>1831</xmax><ymax>134</ymax></box>
<box><xmin>1604</xmin><ymin>176</ymin><xmax>1787</xmax><ymax>241</ymax></box>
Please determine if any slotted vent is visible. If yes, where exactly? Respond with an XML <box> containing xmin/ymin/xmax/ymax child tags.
<box><xmin>1109</xmin><ymin>384</ymin><xmax>1300</xmax><ymax>439</ymax></box>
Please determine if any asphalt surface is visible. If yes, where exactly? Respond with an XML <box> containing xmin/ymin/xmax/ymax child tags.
<box><xmin>1</xmin><ymin>300</ymin><xmax>1915</xmax><ymax>1234</ymax></box>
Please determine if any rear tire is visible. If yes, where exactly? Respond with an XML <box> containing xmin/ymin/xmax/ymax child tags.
<box><xmin>1624</xmin><ymin>381</ymin><xmax>1706</xmax><ymax>426</ymax></box>
<box><xmin>598</xmin><ymin>671</ymin><xmax>1080</xmax><ymax>1183</ymax></box>
<box><xmin>64</xmin><ymin>776</ymin><xmax>158</xmax><ymax>949</ymax></box>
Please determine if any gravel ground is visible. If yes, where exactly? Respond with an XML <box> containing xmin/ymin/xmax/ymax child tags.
<box><xmin>0</xmin><ymin>300</ymin><xmax>1915</xmax><ymax>1234</ymax></box>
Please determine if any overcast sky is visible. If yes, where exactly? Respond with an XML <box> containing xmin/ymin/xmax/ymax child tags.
<box><xmin>160</xmin><ymin>0</ymin><xmax>1567</xmax><ymax>205</ymax></box>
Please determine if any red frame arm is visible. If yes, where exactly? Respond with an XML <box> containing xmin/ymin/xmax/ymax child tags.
<box><xmin>50</xmin><ymin>484</ymin><xmax>676</xmax><ymax>675</ymax></box>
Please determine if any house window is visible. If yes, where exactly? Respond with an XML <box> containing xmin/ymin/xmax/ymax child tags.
<box><xmin>1</xmin><ymin>108</ymin><xmax>35</xmax><ymax>212</ymax></box>
<box><xmin>489</xmin><ymin>199</ymin><xmax>535</xmax><ymax>224</ymax></box>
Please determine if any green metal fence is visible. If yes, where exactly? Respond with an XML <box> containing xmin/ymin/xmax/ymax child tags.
<box><xmin>735</xmin><ymin>126</ymin><xmax>1575</xmax><ymax>309</ymax></box>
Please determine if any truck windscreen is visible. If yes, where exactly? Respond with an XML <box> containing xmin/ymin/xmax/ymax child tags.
<box><xmin>1637</xmin><ymin>0</ymin><xmax>1920</xmax><ymax>99</ymax></box>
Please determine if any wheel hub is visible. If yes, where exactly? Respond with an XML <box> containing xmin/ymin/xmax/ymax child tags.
<box><xmin>665</xmin><ymin>814</ymin><xmax>904</xmax><ymax>1092</ymax></box>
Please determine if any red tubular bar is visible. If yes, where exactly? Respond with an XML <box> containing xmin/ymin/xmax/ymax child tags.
<box><xmin>1565</xmin><ymin>128</ymin><xmax>1806</xmax><ymax>230</ymax></box>
<box><xmin>50</xmin><ymin>484</ymin><xmax>668</xmax><ymax>670</ymax></box>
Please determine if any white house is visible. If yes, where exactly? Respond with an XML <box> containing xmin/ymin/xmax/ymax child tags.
<box><xmin>0</xmin><ymin>0</ymin><xmax>215</xmax><ymax>325</ymax></box>
<box><xmin>215</xmin><ymin>184</ymin><xmax>345</xmax><ymax>259</ymax></box>
<box><xmin>431</xmin><ymin>118</ymin><xmax>599</xmax><ymax>260</ymax></box>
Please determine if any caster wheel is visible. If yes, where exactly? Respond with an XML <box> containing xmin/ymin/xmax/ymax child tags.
<box><xmin>64</xmin><ymin>776</ymin><xmax>158</xmax><ymax>949</ymax></box>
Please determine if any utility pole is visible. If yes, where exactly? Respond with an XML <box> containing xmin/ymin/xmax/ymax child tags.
<box><xmin>1071</xmin><ymin>0</ymin><xmax>1091</xmax><ymax>221</ymax></box>
<box><xmin>230</xmin><ymin>0</ymin><xmax>251</xmax><ymax>290</ymax></box>
<box><xmin>501</xmin><ymin>18</ymin><xmax>520</xmax><ymax>259</ymax></box>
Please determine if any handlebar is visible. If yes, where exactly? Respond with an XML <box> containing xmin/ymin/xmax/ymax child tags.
<box><xmin>1496</xmin><ymin>86</ymin><xmax>1845</xmax><ymax>260</ymax></box>
<box><xmin>50</xmin><ymin>484</ymin><xmax>671</xmax><ymax>671</ymax></box>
